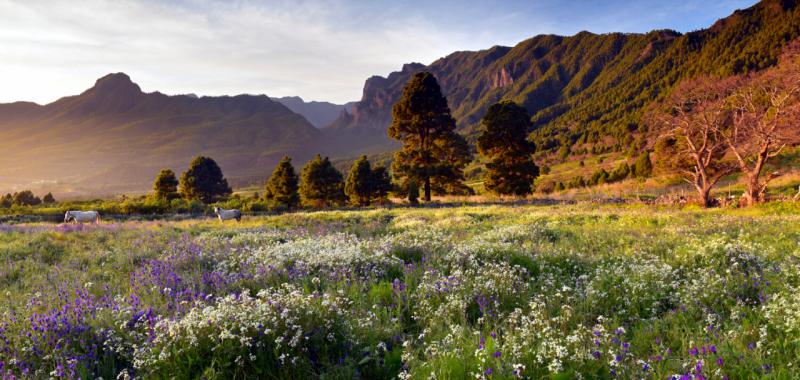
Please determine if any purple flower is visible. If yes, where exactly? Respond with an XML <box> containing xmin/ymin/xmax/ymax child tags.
<box><xmin>484</xmin><ymin>367</ymin><xmax>493</xmax><ymax>376</ymax></box>
<box><xmin>716</xmin><ymin>357</ymin><xmax>724</xmax><ymax>367</ymax></box>
<box><xmin>689</xmin><ymin>347</ymin><xmax>699</xmax><ymax>356</ymax></box>
<box><xmin>492</xmin><ymin>351</ymin><xmax>501</xmax><ymax>358</ymax></box>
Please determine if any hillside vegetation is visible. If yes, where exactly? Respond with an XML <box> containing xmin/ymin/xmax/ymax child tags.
<box><xmin>330</xmin><ymin>0</ymin><xmax>800</xmax><ymax>161</ymax></box>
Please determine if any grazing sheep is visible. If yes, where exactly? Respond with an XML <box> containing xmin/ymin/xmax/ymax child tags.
<box><xmin>64</xmin><ymin>210</ymin><xmax>100</xmax><ymax>224</ymax></box>
<box><xmin>213</xmin><ymin>207</ymin><xmax>241</xmax><ymax>222</ymax></box>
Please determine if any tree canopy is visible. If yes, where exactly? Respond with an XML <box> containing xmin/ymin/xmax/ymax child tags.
<box><xmin>153</xmin><ymin>169</ymin><xmax>180</xmax><ymax>201</ymax></box>
<box><xmin>299</xmin><ymin>154</ymin><xmax>345</xmax><ymax>207</ymax></box>
<box><xmin>265</xmin><ymin>156</ymin><xmax>300</xmax><ymax>209</ymax></box>
<box><xmin>388</xmin><ymin>72</ymin><xmax>472</xmax><ymax>202</ymax></box>
<box><xmin>477</xmin><ymin>101</ymin><xmax>539</xmax><ymax>196</ymax></box>
<box><xmin>179</xmin><ymin>156</ymin><xmax>232</xmax><ymax>203</ymax></box>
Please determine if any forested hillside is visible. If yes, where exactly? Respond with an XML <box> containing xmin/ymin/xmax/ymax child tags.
<box><xmin>329</xmin><ymin>0</ymin><xmax>800</xmax><ymax>161</ymax></box>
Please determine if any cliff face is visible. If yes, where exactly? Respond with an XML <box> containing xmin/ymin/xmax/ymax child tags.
<box><xmin>325</xmin><ymin>0</ymin><xmax>800</xmax><ymax>154</ymax></box>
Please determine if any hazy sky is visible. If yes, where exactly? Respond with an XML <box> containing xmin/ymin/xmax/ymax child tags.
<box><xmin>0</xmin><ymin>0</ymin><xmax>757</xmax><ymax>105</ymax></box>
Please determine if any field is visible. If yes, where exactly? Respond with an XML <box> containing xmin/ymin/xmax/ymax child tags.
<box><xmin>1</xmin><ymin>203</ymin><xmax>800</xmax><ymax>379</ymax></box>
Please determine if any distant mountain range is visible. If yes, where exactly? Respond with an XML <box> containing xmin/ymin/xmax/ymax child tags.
<box><xmin>0</xmin><ymin>73</ymin><xmax>325</xmax><ymax>195</ymax></box>
<box><xmin>270</xmin><ymin>96</ymin><xmax>354</xmax><ymax>129</ymax></box>
<box><xmin>0</xmin><ymin>0</ymin><xmax>797</xmax><ymax>196</ymax></box>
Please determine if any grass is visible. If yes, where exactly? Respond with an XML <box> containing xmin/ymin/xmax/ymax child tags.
<box><xmin>0</xmin><ymin>203</ymin><xmax>799</xmax><ymax>378</ymax></box>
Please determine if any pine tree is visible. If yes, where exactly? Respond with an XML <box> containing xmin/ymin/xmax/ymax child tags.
<box><xmin>153</xmin><ymin>169</ymin><xmax>180</xmax><ymax>201</ymax></box>
<box><xmin>0</xmin><ymin>193</ymin><xmax>12</xmax><ymax>208</ymax></box>
<box><xmin>406</xmin><ymin>181</ymin><xmax>419</xmax><ymax>204</ymax></box>
<box><xmin>179</xmin><ymin>156</ymin><xmax>232</xmax><ymax>203</ymax></box>
<box><xmin>42</xmin><ymin>192</ymin><xmax>56</xmax><ymax>204</ymax></box>
<box><xmin>477</xmin><ymin>101</ymin><xmax>540</xmax><ymax>196</ymax></box>
<box><xmin>299</xmin><ymin>154</ymin><xmax>345</xmax><ymax>208</ymax></box>
<box><xmin>345</xmin><ymin>155</ymin><xmax>373</xmax><ymax>206</ymax></box>
<box><xmin>265</xmin><ymin>156</ymin><xmax>300</xmax><ymax>209</ymax></box>
<box><xmin>371</xmin><ymin>166</ymin><xmax>392</xmax><ymax>204</ymax></box>
<box><xmin>388</xmin><ymin>72</ymin><xmax>472</xmax><ymax>202</ymax></box>
<box><xmin>12</xmin><ymin>190</ymin><xmax>41</xmax><ymax>206</ymax></box>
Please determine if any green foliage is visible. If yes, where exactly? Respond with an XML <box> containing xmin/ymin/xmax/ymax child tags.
<box><xmin>299</xmin><ymin>154</ymin><xmax>345</xmax><ymax>208</ymax></box>
<box><xmin>609</xmin><ymin>162</ymin><xmax>631</xmax><ymax>182</ymax></box>
<box><xmin>407</xmin><ymin>181</ymin><xmax>420</xmax><ymax>204</ymax></box>
<box><xmin>371</xmin><ymin>166</ymin><xmax>393</xmax><ymax>204</ymax></box>
<box><xmin>153</xmin><ymin>169</ymin><xmax>180</xmax><ymax>201</ymax></box>
<box><xmin>633</xmin><ymin>152</ymin><xmax>654</xmax><ymax>178</ymax></box>
<box><xmin>12</xmin><ymin>190</ymin><xmax>41</xmax><ymax>206</ymax></box>
<box><xmin>179</xmin><ymin>156</ymin><xmax>232</xmax><ymax>203</ymax></box>
<box><xmin>41</xmin><ymin>192</ymin><xmax>56</xmax><ymax>204</ymax></box>
<box><xmin>477</xmin><ymin>101</ymin><xmax>540</xmax><ymax>196</ymax></box>
<box><xmin>345</xmin><ymin>155</ymin><xmax>374</xmax><ymax>206</ymax></box>
<box><xmin>389</xmin><ymin>72</ymin><xmax>472</xmax><ymax>201</ymax></box>
<box><xmin>0</xmin><ymin>193</ymin><xmax>12</xmax><ymax>208</ymax></box>
<box><xmin>265</xmin><ymin>156</ymin><xmax>300</xmax><ymax>210</ymax></box>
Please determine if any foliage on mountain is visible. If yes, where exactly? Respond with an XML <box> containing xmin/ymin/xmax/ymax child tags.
<box><xmin>388</xmin><ymin>72</ymin><xmax>472</xmax><ymax>202</ymax></box>
<box><xmin>265</xmin><ymin>156</ymin><xmax>300</xmax><ymax>210</ymax></box>
<box><xmin>632</xmin><ymin>151</ymin><xmax>654</xmax><ymax>178</ymax></box>
<box><xmin>477</xmin><ymin>101</ymin><xmax>539</xmax><ymax>196</ymax></box>
<box><xmin>179</xmin><ymin>156</ymin><xmax>232</xmax><ymax>203</ymax></box>
<box><xmin>330</xmin><ymin>0</ymin><xmax>800</xmax><ymax>163</ymax></box>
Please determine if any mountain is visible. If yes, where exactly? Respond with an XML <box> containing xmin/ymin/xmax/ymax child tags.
<box><xmin>0</xmin><ymin>73</ymin><xmax>324</xmax><ymax>195</ymax></box>
<box><xmin>270</xmin><ymin>96</ymin><xmax>355</xmax><ymax>128</ymax></box>
<box><xmin>327</xmin><ymin>0</ymin><xmax>800</xmax><ymax>160</ymax></box>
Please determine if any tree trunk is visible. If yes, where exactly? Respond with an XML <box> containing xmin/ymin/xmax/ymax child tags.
<box><xmin>424</xmin><ymin>177</ymin><xmax>432</xmax><ymax>202</ymax></box>
<box><xmin>742</xmin><ymin>173</ymin><xmax>760</xmax><ymax>207</ymax></box>
<box><xmin>698</xmin><ymin>186</ymin><xmax>713</xmax><ymax>208</ymax></box>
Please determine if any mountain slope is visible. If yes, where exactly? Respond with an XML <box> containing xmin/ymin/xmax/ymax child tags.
<box><xmin>0</xmin><ymin>73</ymin><xmax>323</xmax><ymax>194</ymax></box>
<box><xmin>271</xmin><ymin>96</ymin><xmax>355</xmax><ymax>128</ymax></box>
<box><xmin>327</xmin><ymin>0</ymin><xmax>800</xmax><ymax>159</ymax></box>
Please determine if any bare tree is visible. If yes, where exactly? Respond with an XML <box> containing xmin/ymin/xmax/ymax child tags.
<box><xmin>722</xmin><ymin>50</ymin><xmax>800</xmax><ymax>206</ymax></box>
<box><xmin>649</xmin><ymin>76</ymin><xmax>738</xmax><ymax>207</ymax></box>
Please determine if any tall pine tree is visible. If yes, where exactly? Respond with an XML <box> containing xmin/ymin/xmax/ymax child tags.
<box><xmin>265</xmin><ymin>156</ymin><xmax>300</xmax><ymax>209</ymax></box>
<box><xmin>371</xmin><ymin>166</ymin><xmax>392</xmax><ymax>204</ymax></box>
<box><xmin>388</xmin><ymin>72</ymin><xmax>472</xmax><ymax>202</ymax></box>
<box><xmin>477</xmin><ymin>101</ymin><xmax>539</xmax><ymax>196</ymax></box>
<box><xmin>345</xmin><ymin>155</ymin><xmax>373</xmax><ymax>206</ymax></box>
<box><xmin>299</xmin><ymin>154</ymin><xmax>345</xmax><ymax>208</ymax></box>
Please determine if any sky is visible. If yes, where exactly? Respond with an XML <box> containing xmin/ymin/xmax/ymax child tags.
<box><xmin>0</xmin><ymin>0</ymin><xmax>758</xmax><ymax>105</ymax></box>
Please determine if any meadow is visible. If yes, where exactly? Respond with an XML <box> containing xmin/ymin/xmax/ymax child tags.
<box><xmin>0</xmin><ymin>203</ymin><xmax>799</xmax><ymax>379</ymax></box>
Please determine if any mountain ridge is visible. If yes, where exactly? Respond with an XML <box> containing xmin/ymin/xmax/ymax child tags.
<box><xmin>326</xmin><ymin>0</ymin><xmax>800</xmax><ymax>161</ymax></box>
<box><xmin>0</xmin><ymin>74</ymin><xmax>325</xmax><ymax>195</ymax></box>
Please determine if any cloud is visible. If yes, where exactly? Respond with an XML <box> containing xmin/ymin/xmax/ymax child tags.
<box><xmin>0</xmin><ymin>0</ymin><xmax>756</xmax><ymax>104</ymax></box>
